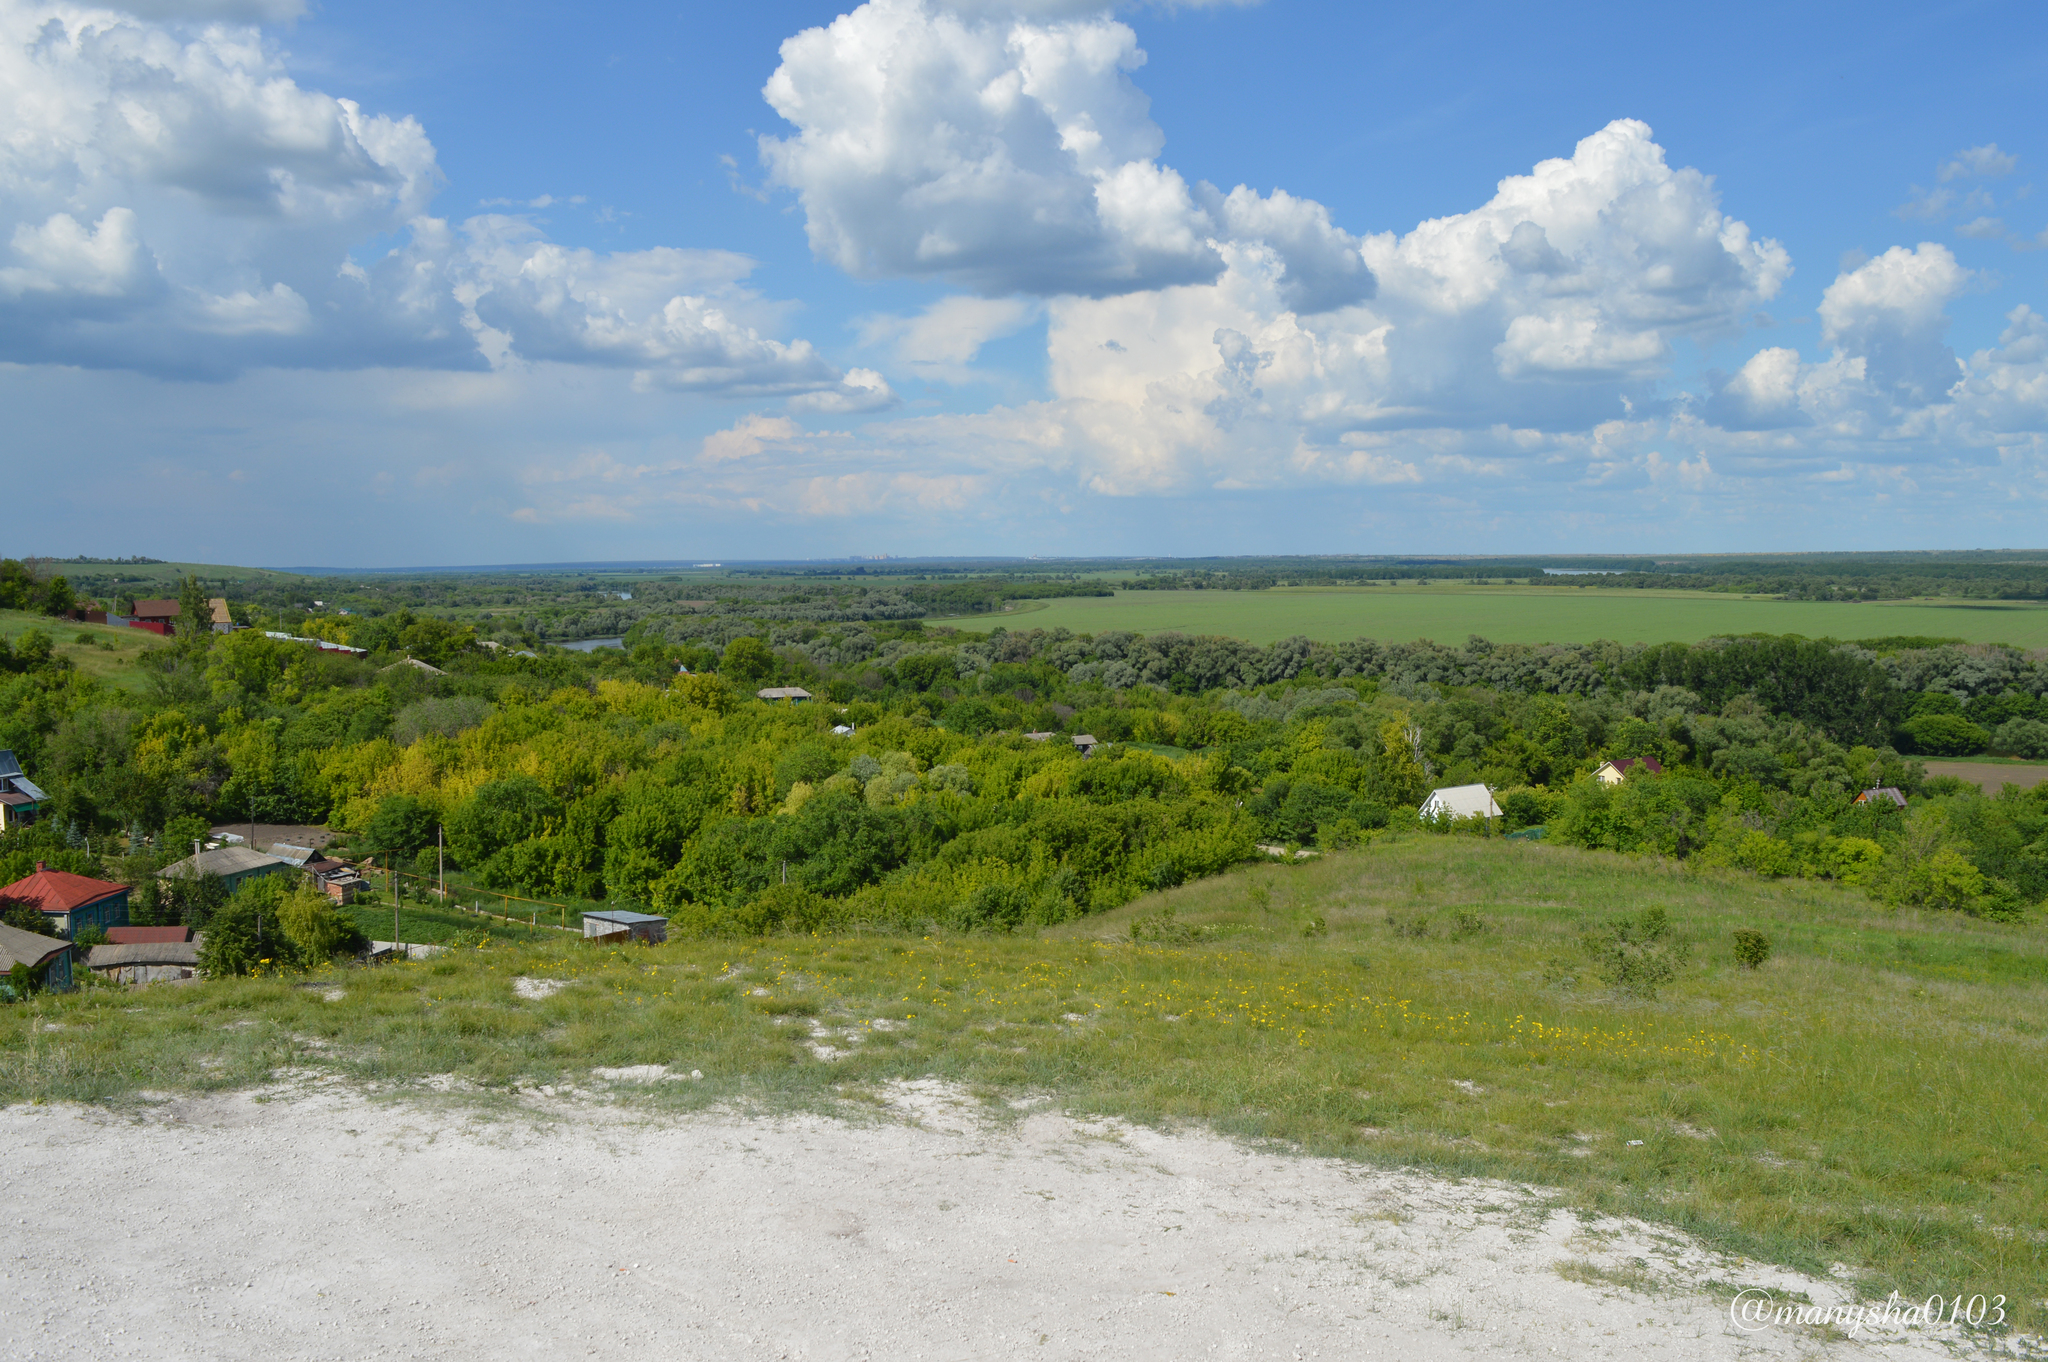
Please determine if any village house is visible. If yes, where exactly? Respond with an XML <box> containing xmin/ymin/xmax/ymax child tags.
<box><xmin>756</xmin><ymin>687</ymin><xmax>812</xmax><ymax>703</ymax></box>
<box><xmin>0</xmin><ymin>862</ymin><xmax>131</xmax><ymax>939</ymax></box>
<box><xmin>0</xmin><ymin>921</ymin><xmax>75</xmax><ymax>993</ymax></box>
<box><xmin>1592</xmin><ymin>756</ymin><xmax>1664</xmax><ymax>785</ymax></box>
<box><xmin>0</xmin><ymin>749</ymin><xmax>47</xmax><ymax>830</ymax></box>
<box><xmin>1854</xmin><ymin>786</ymin><xmax>1909</xmax><ymax>807</ymax></box>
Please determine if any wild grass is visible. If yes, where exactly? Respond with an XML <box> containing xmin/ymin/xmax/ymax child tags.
<box><xmin>0</xmin><ymin>609</ymin><xmax>165</xmax><ymax>690</ymax></box>
<box><xmin>3</xmin><ymin>834</ymin><xmax>2043</xmax><ymax>1327</ymax></box>
<box><xmin>1006</xmin><ymin>584</ymin><xmax>2048</xmax><ymax>648</ymax></box>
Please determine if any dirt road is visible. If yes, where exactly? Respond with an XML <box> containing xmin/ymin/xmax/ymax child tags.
<box><xmin>0</xmin><ymin>1078</ymin><xmax>1986</xmax><ymax>1360</ymax></box>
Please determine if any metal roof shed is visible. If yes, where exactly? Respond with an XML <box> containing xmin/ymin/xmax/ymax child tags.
<box><xmin>582</xmin><ymin>910</ymin><xmax>668</xmax><ymax>944</ymax></box>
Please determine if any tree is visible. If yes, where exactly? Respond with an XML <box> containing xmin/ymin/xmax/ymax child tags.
<box><xmin>0</xmin><ymin>559</ymin><xmax>35</xmax><ymax>611</ymax></box>
<box><xmin>176</xmin><ymin>575</ymin><xmax>212</xmax><ymax>650</ymax></box>
<box><xmin>721</xmin><ymin>636</ymin><xmax>777</xmax><ymax>687</ymax></box>
<box><xmin>40</xmin><ymin>575</ymin><xmax>75</xmax><ymax>618</ymax></box>
<box><xmin>364</xmin><ymin>794</ymin><xmax>438</xmax><ymax>855</ymax></box>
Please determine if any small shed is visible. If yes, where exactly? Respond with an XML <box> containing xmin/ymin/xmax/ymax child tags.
<box><xmin>1593</xmin><ymin>756</ymin><xmax>1663</xmax><ymax>785</ymax></box>
<box><xmin>1072</xmin><ymin>734</ymin><xmax>1101</xmax><ymax>756</ymax></box>
<box><xmin>0</xmin><ymin>862</ymin><xmax>131</xmax><ymax>939</ymax></box>
<box><xmin>581</xmin><ymin>910</ymin><xmax>668</xmax><ymax>944</ymax></box>
<box><xmin>159</xmin><ymin>845</ymin><xmax>292</xmax><ymax>893</ymax></box>
<box><xmin>1419</xmin><ymin>784</ymin><xmax>1503</xmax><ymax>822</ymax></box>
<box><xmin>1854</xmin><ymin>786</ymin><xmax>1908</xmax><ymax>808</ymax></box>
<box><xmin>270</xmin><ymin>843</ymin><xmax>319</xmax><ymax>868</ymax></box>
<box><xmin>0</xmin><ymin>921</ymin><xmax>74</xmax><ymax>993</ymax></box>
<box><xmin>756</xmin><ymin>687</ymin><xmax>812</xmax><ymax>703</ymax></box>
<box><xmin>88</xmin><ymin>938</ymin><xmax>202</xmax><ymax>985</ymax></box>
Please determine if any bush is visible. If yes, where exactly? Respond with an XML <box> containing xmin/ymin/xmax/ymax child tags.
<box><xmin>1731</xmin><ymin>929</ymin><xmax>1771</xmax><ymax>969</ymax></box>
<box><xmin>1898</xmin><ymin>713</ymin><xmax>1990</xmax><ymax>757</ymax></box>
<box><xmin>1581</xmin><ymin>906</ymin><xmax>1690</xmax><ymax>998</ymax></box>
<box><xmin>679</xmin><ymin>883</ymin><xmax>838</xmax><ymax>937</ymax></box>
<box><xmin>1991</xmin><ymin>717</ymin><xmax>2048</xmax><ymax>759</ymax></box>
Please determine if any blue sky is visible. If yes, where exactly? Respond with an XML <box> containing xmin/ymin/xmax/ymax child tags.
<box><xmin>2</xmin><ymin>0</ymin><xmax>2044</xmax><ymax>566</ymax></box>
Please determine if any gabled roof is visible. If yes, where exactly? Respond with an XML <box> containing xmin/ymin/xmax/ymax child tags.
<box><xmin>0</xmin><ymin>866</ymin><xmax>129</xmax><ymax>914</ymax></box>
<box><xmin>1420</xmin><ymin>784</ymin><xmax>1503</xmax><ymax>819</ymax></box>
<box><xmin>1855</xmin><ymin>786</ymin><xmax>1908</xmax><ymax>807</ymax></box>
<box><xmin>161</xmin><ymin>845</ymin><xmax>289</xmax><ymax>880</ymax></box>
<box><xmin>270</xmin><ymin>844</ymin><xmax>319</xmax><ymax>867</ymax></box>
<box><xmin>209</xmin><ymin>598</ymin><xmax>232</xmax><ymax>625</ymax></box>
<box><xmin>755</xmin><ymin>687</ymin><xmax>812</xmax><ymax>700</ymax></box>
<box><xmin>0</xmin><ymin>749</ymin><xmax>22</xmax><ymax>779</ymax></box>
<box><xmin>0</xmin><ymin>921</ymin><xmax>71</xmax><ymax>971</ymax></box>
<box><xmin>131</xmin><ymin>598</ymin><xmax>179</xmax><ymax>619</ymax></box>
<box><xmin>584</xmin><ymin>909</ymin><xmax>667</xmax><ymax>925</ymax></box>
<box><xmin>1600</xmin><ymin>755</ymin><xmax>1664</xmax><ymax>776</ymax></box>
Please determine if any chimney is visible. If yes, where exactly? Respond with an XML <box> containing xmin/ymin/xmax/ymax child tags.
<box><xmin>34</xmin><ymin>860</ymin><xmax>45</xmax><ymax>873</ymax></box>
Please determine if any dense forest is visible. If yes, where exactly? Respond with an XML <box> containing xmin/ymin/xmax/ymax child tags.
<box><xmin>3</xmin><ymin>560</ymin><xmax>2046</xmax><ymax>961</ymax></box>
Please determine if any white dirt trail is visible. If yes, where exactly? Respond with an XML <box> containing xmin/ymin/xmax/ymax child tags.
<box><xmin>0</xmin><ymin>1078</ymin><xmax>1994</xmax><ymax>1360</ymax></box>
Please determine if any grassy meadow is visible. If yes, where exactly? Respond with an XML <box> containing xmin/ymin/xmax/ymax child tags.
<box><xmin>4</xmin><ymin>833</ymin><xmax>2043</xmax><ymax>1325</ymax></box>
<box><xmin>0</xmin><ymin>609</ymin><xmax>166</xmax><ymax>691</ymax></box>
<box><xmin>972</xmin><ymin>585</ymin><xmax>2048</xmax><ymax>648</ymax></box>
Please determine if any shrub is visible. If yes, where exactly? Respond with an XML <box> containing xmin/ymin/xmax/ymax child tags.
<box><xmin>679</xmin><ymin>883</ymin><xmax>839</xmax><ymax>938</ymax></box>
<box><xmin>1991</xmin><ymin>717</ymin><xmax>2048</xmax><ymax>759</ymax></box>
<box><xmin>1898</xmin><ymin>713</ymin><xmax>1990</xmax><ymax>757</ymax></box>
<box><xmin>1581</xmin><ymin>906</ymin><xmax>1690</xmax><ymax>998</ymax></box>
<box><xmin>1731</xmin><ymin>929</ymin><xmax>1771</xmax><ymax>969</ymax></box>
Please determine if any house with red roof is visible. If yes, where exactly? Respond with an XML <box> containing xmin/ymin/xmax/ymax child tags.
<box><xmin>0</xmin><ymin>862</ymin><xmax>131</xmax><ymax>940</ymax></box>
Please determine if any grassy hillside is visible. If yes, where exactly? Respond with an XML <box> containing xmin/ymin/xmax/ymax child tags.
<box><xmin>0</xmin><ymin>610</ymin><xmax>165</xmax><ymax>691</ymax></box>
<box><xmin>4</xmin><ymin>834</ymin><xmax>2041</xmax><ymax>1325</ymax></box>
<box><xmin>992</xmin><ymin>585</ymin><xmax>2048</xmax><ymax>648</ymax></box>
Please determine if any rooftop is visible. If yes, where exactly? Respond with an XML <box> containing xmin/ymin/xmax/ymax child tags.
<box><xmin>0</xmin><ymin>921</ymin><xmax>72</xmax><ymax>971</ymax></box>
<box><xmin>583</xmin><ymin>910</ymin><xmax>668</xmax><ymax>925</ymax></box>
<box><xmin>107</xmin><ymin>925</ymin><xmax>193</xmax><ymax>945</ymax></box>
<box><xmin>161</xmin><ymin>845</ymin><xmax>289</xmax><ymax>880</ymax></box>
<box><xmin>0</xmin><ymin>865</ymin><xmax>130</xmax><ymax>914</ymax></box>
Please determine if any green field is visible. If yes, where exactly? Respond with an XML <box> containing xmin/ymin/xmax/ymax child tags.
<box><xmin>960</xmin><ymin>586</ymin><xmax>2048</xmax><ymax>648</ymax></box>
<box><xmin>0</xmin><ymin>610</ymin><xmax>166</xmax><ymax>691</ymax></box>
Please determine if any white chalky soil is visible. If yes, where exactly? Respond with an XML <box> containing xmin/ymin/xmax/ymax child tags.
<box><xmin>0</xmin><ymin>1078</ymin><xmax>1973</xmax><ymax>1360</ymax></box>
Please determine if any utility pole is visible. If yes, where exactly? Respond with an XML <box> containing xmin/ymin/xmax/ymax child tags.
<box><xmin>391</xmin><ymin>851</ymin><xmax>400</xmax><ymax>958</ymax></box>
<box><xmin>438</xmin><ymin>825</ymin><xmax>445</xmax><ymax>902</ymax></box>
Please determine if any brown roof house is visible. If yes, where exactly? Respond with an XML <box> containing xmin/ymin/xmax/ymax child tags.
<box><xmin>0</xmin><ymin>862</ymin><xmax>131</xmax><ymax>939</ymax></box>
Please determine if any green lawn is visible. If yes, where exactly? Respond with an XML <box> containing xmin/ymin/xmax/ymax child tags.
<box><xmin>5</xmin><ymin>833</ymin><xmax>2043</xmax><ymax>1327</ymax></box>
<box><xmin>960</xmin><ymin>585</ymin><xmax>2048</xmax><ymax>648</ymax></box>
<box><xmin>0</xmin><ymin>610</ymin><xmax>166</xmax><ymax>691</ymax></box>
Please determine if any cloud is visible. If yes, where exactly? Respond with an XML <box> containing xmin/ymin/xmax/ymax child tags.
<box><xmin>702</xmin><ymin>413</ymin><xmax>804</xmax><ymax>461</ymax></box>
<box><xmin>0</xmin><ymin>0</ymin><xmax>859</xmax><ymax>400</ymax></box>
<box><xmin>1002</xmin><ymin>118</ymin><xmax>1790</xmax><ymax>492</ymax></box>
<box><xmin>757</xmin><ymin>0</ymin><xmax>1368</xmax><ymax>303</ymax></box>
<box><xmin>1939</xmin><ymin>143</ymin><xmax>2017</xmax><ymax>182</ymax></box>
<box><xmin>1817</xmin><ymin>242</ymin><xmax>1970</xmax><ymax>404</ymax></box>
<box><xmin>858</xmin><ymin>294</ymin><xmax>1041</xmax><ymax>379</ymax></box>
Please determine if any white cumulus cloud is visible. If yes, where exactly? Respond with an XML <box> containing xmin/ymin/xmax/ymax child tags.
<box><xmin>0</xmin><ymin>0</ymin><xmax>864</xmax><ymax>401</ymax></box>
<box><xmin>758</xmin><ymin>0</ymin><xmax>1369</xmax><ymax>306</ymax></box>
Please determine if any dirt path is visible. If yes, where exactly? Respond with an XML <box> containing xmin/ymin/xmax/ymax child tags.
<box><xmin>0</xmin><ymin>1079</ymin><xmax>1996</xmax><ymax>1360</ymax></box>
